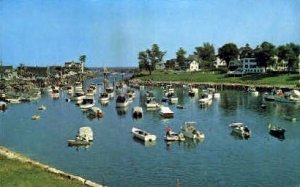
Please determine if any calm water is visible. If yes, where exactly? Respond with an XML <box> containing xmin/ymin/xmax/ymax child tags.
<box><xmin>1</xmin><ymin>77</ymin><xmax>300</xmax><ymax>187</ymax></box>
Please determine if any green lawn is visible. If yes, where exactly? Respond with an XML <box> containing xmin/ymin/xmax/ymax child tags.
<box><xmin>137</xmin><ymin>70</ymin><xmax>300</xmax><ymax>87</ymax></box>
<box><xmin>0</xmin><ymin>155</ymin><xmax>86</xmax><ymax>187</ymax></box>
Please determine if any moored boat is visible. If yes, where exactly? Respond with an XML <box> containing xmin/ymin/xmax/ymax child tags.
<box><xmin>132</xmin><ymin>106</ymin><xmax>143</xmax><ymax>118</ymax></box>
<box><xmin>38</xmin><ymin>105</ymin><xmax>46</xmax><ymax>110</ymax></box>
<box><xmin>116</xmin><ymin>95</ymin><xmax>129</xmax><ymax>108</ymax></box>
<box><xmin>229</xmin><ymin>122</ymin><xmax>251</xmax><ymax>137</ymax></box>
<box><xmin>181</xmin><ymin>122</ymin><xmax>205</xmax><ymax>139</ymax></box>
<box><xmin>99</xmin><ymin>92</ymin><xmax>109</xmax><ymax>103</ymax></box>
<box><xmin>32</xmin><ymin>115</ymin><xmax>40</xmax><ymax>120</ymax></box>
<box><xmin>68</xmin><ymin>127</ymin><xmax>93</xmax><ymax>146</ymax></box>
<box><xmin>165</xmin><ymin>128</ymin><xmax>185</xmax><ymax>141</ymax></box>
<box><xmin>160</xmin><ymin>106</ymin><xmax>174</xmax><ymax>118</ymax></box>
<box><xmin>0</xmin><ymin>101</ymin><xmax>8</xmax><ymax>111</ymax></box>
<box><xmin>131</xmin><ymin>127</ymin><xmax>157</xmax><ymax>142</ymax></box>
<box><xmin>268</xmin><ymin>123</ymin><xmax>285</xmax><ymax>140</ymax></box>
<box><xmin>79</xmin><ymin>96</ymin><xmax>95</xmax><ymax>109</ymax></box>
<box><xmin>87</xmin><ymin>106</ymin><xmax>103</xmax><ymax>118</ymax></box>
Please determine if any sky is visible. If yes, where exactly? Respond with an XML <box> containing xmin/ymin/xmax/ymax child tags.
<box><xmin>1</xmin><ymin>0</ymin><xmax>300</xmax><ymax>67</ymax></box>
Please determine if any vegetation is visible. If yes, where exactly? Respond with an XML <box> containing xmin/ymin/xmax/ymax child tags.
<box><xmin>218</xmin><ymin>43</ymin><xmax>239</xmax><ymax>67</ymax></box>
<box><xmin>136</xmin><ymin>70</ymin><xmax>299</xmax><ymax>87</ymax></box>
<box><xmin>176</xmin><ymin>47</ymin><xmax>187</xmax><ymax>68</ymax></box>
<box><xmin>138</xmin><ymin>44</ymin><xmax>166</xmax><ymax>75</ymax></box>
<box><xmin>0</xmin><ymin>155</ymin><xmax>85</xmax><ymax>187</ymax></box>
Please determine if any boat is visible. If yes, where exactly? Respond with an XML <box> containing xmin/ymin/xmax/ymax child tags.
<box><xmin>247</xmin><ymin>86</ymin><xmax>259</xmax><ymax>96</ymax></box>
<box><xmin>169</xmin><ymin>95</ymin><xmax>178</xmax><ymax>104</ymax></box>
<box><xmin>165</xmin><ymin>129</ymin><xmax>185</xmax><ymax>141</ymax></box>
<box><xmin>160</xmin><ymin>106</ymin><xmax>174</xmax><ymax>118</ymax></box>
<box><xmin>51</xmin><ymin>86</ymin><xmax>60</xmax><ymax>99</ymax></box>
<box><xmin>181</xmin><ymin>122</ymin><xmax>205</xmax><ymax>139</ymax></box>
<box><xmin>31</xmin><ymin>115</ymin><xmax>40</xmax><ymax>120</ymax></box>
<box><xmin>274</xmin><ymin>89</ymin><xmax>300</xmax><ymax>103</ymax></box>
<box><xmin>70</xmin><ymin>91</ymin><xmax>85</xmax><ymax>101</ymax></box>
<box><xmin>188</xmin><ymin>89</ymin><xmax>196</xmax><ymax>97</ymax></box>
<box><xmin>145</xmin><ymin>97</ymin><xmax>160</xmax><ymax>108</ymax></box>
<box><xmin>67</xmin><ymin>127</ymin><xmax>93</xmax><ymax>146</ymax></box>
<box><xmin>66</xmin><ymin>86</ymin><xmax>73</xmax><ymax>95</ymax></box>
<box><xmin>38</xmin><ymin>105</ymin><xmax>46</xmax><ymax>110</ymax></box>
<box><xmin>229</xmin><ymin>122</ymin><xmax>251</xmax><ymax>137</ymax></box>
<box><xmin>79</xmin><ymin>96</ymin><xmax>95</xmax><ymax>109</ymax></box>
<box><xmin>176</xmin><ymin>104</ymin><xmax>184</xmax><ymax>109</ymax></box>
<box><xmin>116</xmin><ymin>95</ymin><xmax>129</xmax><ymax>108</ymax></box>
<box><xmin>268</xmin><ymin>124</ymin><xmax>285</xmax><ymax>140</ymax></box>
<box><xmin>199</xmin><ymin>92</ymin><xmax>213</xmax><ymax>105</ymax></box>
<box><xmin>0</xmin><ymin>101</ymin><xmax>8</xmax><ymax>111</ymax></box>
<box><xmin>106</xmin><ymin>86</ymin><xmax>114</xmax><ymax>99</ymax></box>
<box><xmin>99</xmin><ymin>92</ymin><xmax>109</xmax><ymax>103</ymax></box>
<box><xmin>74</xmin><ymin>82</ymin><xmax>83</xmax><ymax>92</ymax></box>
<box><xmin>132</xmin><ymin>106</ymin><xmax>143</xmax><ymax>118</ymax></box>
<box><xmin>6</xmin><ymin>97</ymin><xmax>21</xmax><ymax>104</ymax></box>
<box><xmin>87</xmin><ymin>106</ymin><xmax>103</xmax><ymax>118</ymax></box>
<box><xmin>131</xmin><ymin>127</ymin><xmax>157</xmax><ymax>142</ymax></box>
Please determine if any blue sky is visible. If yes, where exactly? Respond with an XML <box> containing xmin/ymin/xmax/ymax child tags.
<box><xmin>1</xmin><ymin>0</ymin><xmax>299</xmax><ymax>67</ymax></box>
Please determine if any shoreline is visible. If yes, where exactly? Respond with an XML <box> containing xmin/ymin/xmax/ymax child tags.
<box><xmin>129</xmin><ymin>78</ymin><xmax>297</xmax><ymax>92</ymax></box>
<box><xmin>0</xmin><ymin>146</ymin><xmax>105</xmax><ymax>187</ymax></box>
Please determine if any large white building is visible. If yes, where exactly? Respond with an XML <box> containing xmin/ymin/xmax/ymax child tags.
<box><xmin>228</xmin><ymin>58</ymin><xmax>264</xmax><ymax>75</ymax></box>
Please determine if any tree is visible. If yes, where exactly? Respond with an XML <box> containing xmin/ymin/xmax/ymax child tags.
<box><xmin>218</xmin><ymin>43</ymin><xmax>239</xmax><ymax>67</ymax></box>
<box><xmin>239</xmin><ymin>43</ymin><xmax>253</xmax><ymax>58</ymax></box>
<box><xmin>254</xmin><ymin>41</ymin><xmax>276</xmax><ymax>70</ymax></box>
<box><xmin>277</xmin><ymin>43</ymin><xmax>300</xmax><ymax>72</ymax></box>
<box><xmin>137</xmin><ymin>44</ymin><xmax>166</xmax><ymax>75</ymax></box>
<box><xmin>194</xmin><ymin>42</ymin><xmax>215</xmax><ymax>62</ymax></box>
<box><xmin>165</xmin><ymin>59</ymin><xmax>176</xmax><ymax>69</ymax></box>
<box><xmin>176</xmin><ymin>47</ymin><xmax>187</xmax><ymax>69</ymax></box>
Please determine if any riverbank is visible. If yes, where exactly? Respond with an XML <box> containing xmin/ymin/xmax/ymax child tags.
<box><xmin>0</xmin><ymin>146</ymin><xmax>104</xmax><ymax>187</ymax></box>
<box><xmin>130</xmin><ymin>71</ymin><xmax>300</xmax><ymax>91</ymax></box>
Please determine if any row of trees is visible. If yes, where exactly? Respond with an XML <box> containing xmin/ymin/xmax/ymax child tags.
<box><xmin>138</xmin><ymin>42</ymin><xmax>300</xmax><ymax>74</ymax></box>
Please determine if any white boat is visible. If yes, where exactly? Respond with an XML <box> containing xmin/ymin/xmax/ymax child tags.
<box><xmin>145</xmin><ymin>97</ymin><xmax>160</xmax><ymax>108</ymax></box>
<box><xmin>274</xmin><ymin>89</ymin><xmax>300</xmax><ymax>103</ymax></box>
<box><xmin>6</xmin><ymin>97</ymin><xmax>21</xmax><ymax>104</ymax></box>
<box><xmin>106</xmin><ymin>86</ymin><xmax>114</xmax><ymax>99</ymax></box>
<box><xmin>169</xmin><ymin>95</ymin><xmax>178</xmax><ymax>104</ymax></box>
<box><xmin>74</xmin><ymin>82</ymin><xmax>83</xmax><ymax>92</ymax></box>
<box><xmin>165</xmin><ymin>131</ymin><xmax>185</xmax><ymax>141</ymax></box>
<box><xmin>229</xmin><ymin>122</ymin><xmax>251</xmax><ymax>137</ymax></box>
<box><xmin>51</xmin><ymin>86</ymin><xmax>60</xmax><ymax>99</ymax></box>
<box><xmin>131</xmin><ymin>127</ymin><xmax>157</xmax><ymax>142</ymax></box>
<box><xmin>38</xmin><ymin>105</ymin><xmax>46</xmax><ymax>110</ymax></box>
<box><xmin>181</xmin><ymin>122</ymin><xmax>205</xmax><ymax>139</ymax></box>
<box><xmin>66</xmin><ymin>86</ymin><xmax>73</xmax><ymax>95</ymax></box>
<box><xmin>116</xmin><ymin>95</ymin><xmax>129</xmax><ymax>108</ymax></box>
<box><xmin>199</xmin><ymin>92</ymin><xmax>213</xmax><ymax>105</ymax></box>
<box><xmin>160</xmin><ymin>106</ymin><xmax>174</xmax><ymax>118</ymax></box>
<box><xmin>99</xmin><ymin>92</ymin><xmax>109</xmax><ymax>103</ymax></box>
<box><xmin>132</xmin><ymin>106</ymin><xmax>143</xmax><ymax>118</ymax></box>
<box><xmin>87</xmin><ymin>106</ymin><xmax>103</xmax><ymax>118</ymax></box>
<box><xmin>71</xmin><ymin>91</ymin><xmax>85</xmax><ymax>101</ymax></box>
<box><xmin>31</xmin><ymin>115</ymin><xmax>40</xmax><ymax>120</ymax></box>
<box><xmin>247</xmin><ymin>86</ymin><xmax>259</xmax><ymax>96</ymax></box>
<box><xmin>79</xmin><ymin>96</ymin><xmax>95</xmax><ymax>109</ymax></box>
<box><xmin>67</xmin><ymin>127</ymin><xmax>93</xmax><ymax>146</ymax></box>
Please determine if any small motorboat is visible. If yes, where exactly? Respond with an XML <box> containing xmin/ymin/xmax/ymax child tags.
<box><xmin>131</xmin><ymin>127</ymin><xmax>157</xmax><ymax>142</ymax></box>
<box><xmin>165</xmin><ymin>131</ymin><xmax>185</xmax><ymax>141</ymax></box>
<box><xmin>160</xmin><ymin>106</ymin><xmax>174</xmax><ymax>118</ymax></box>
<box><xmin>38</xmin><ymin>105</ymin><xmax>46</xmax><ymax>110</ymax></box>
<box><xmin>268</xmin><ymin>124</ymin><xmax>285</xmax><ymax>140</ymax></box>
<box><xmin>181</xmin><ymin>122</ymin><xmax>205</xmax><ymax>140</ymax></box>
<box><xmin>0</xmin><ymin>101</ymin><xmax>8</xmax><ymax>111</ymax></box>
<box><xmin>32</xmin><ymin>115</ymin><xmax>40</xmax><ymax>120</ymax></box>
<box><xmin>229</xmin><ymin>122</ymin><xmax>251</xmax><ymax>137</ymax></box>
<box><xmin>176</xmin><ymin>104</ymin><xmax>184</xmax><ymax>109</ymax></box>
<box><xmin>87</xmin><ymin>106</ymin><xmax>103</xmax><ymax>118</ymax></box>
<box><xmin>68</xmin><ymin>127</ymin><xmax>93</xmax><ymax>146</ymax></box>
<box><xmin>132</xmin><ymin>106</ymin><xmax>143</xmax><ymax>118</ymax></box>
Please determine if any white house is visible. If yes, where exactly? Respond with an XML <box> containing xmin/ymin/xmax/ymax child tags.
<box><xmin>214</xmin><ymin>57</ymin><xmax>226</xmax><ymax>68</ymax></box>
<box><xmin>240</xmin><ymin>58</ymin><xmax>264</xmax><ymax>74</ymax></box>
<box><xmin>187</xmin><ymin>60</ymin><xmax>199</xmax><ymax>72</ymax></box>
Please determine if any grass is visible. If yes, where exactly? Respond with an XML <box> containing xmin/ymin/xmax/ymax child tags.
<box><xmin>0</xmin><ymin>155</ymin><xmax>86</xmax><ymax>187</ymax></box>
<box><xmin>136</xmin><ymin>70</ymin><xmax>300</xmax><ymax>87</ymax></box>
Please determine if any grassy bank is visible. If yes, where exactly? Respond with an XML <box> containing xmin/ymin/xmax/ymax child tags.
<box><xmin>0</xmin><ymin>154</ymin><xmax>86</xmax><ymax>187</ymax></box>
<box><xmin>137</xmin><ymin>70</ymin><xmax>300</xmax><ymax>87</ymax></box>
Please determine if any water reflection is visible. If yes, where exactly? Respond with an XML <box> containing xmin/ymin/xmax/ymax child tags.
<box><xmin>132</xmin><ymin>137</ymin><xmax>156</xmax><ymax>147</ymax></box>
<box><xmin>116</xmin><ymin>107</ymin><xmax>128</xmax><ymax>116</ymax></box>
<box><xmin>230</xmin><ymin>132</ymin><xmax>250</xmax><ymax>140</ymax></box>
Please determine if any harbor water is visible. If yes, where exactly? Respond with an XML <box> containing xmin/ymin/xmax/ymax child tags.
<box><xmin>1</xmin><ymin>77</ymin><xmax>300</xmax><ymax>187</ymax></box>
